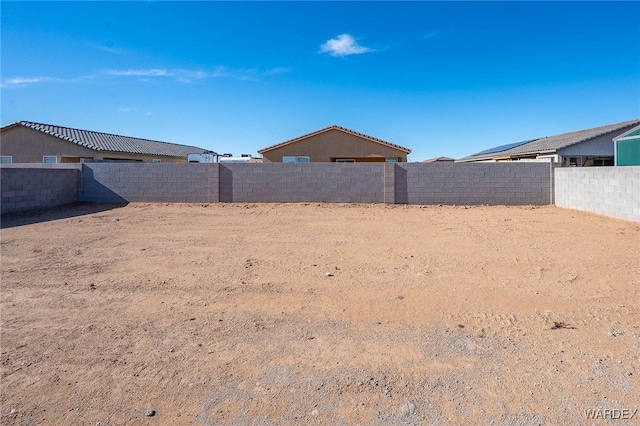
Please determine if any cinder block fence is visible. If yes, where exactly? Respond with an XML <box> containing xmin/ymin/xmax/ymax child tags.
<box><xmin>554</xmin><ymin>166</ymin><xmax>639</xmax><ymax>221</ymax></box>
<box><xmin>1</xmin><ymin>164</ymin><xmax>81</xmax><ymax>214</ymax></box>
<box><xmin>77</xmin><ymin>162</ymin><xmax>552</xmax><ymax>205</ymax></box>
<box><xmin>2</xmin><ymin>162</ymin><xmax>638</xmax><ymax>221</ymax></box>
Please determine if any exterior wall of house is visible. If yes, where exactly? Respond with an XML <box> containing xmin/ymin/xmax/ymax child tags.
<box><xmin>557</xmin><ymin>133</ymin><xmax>617</xmax><ymax>157</ymax></box>
<box><xmin>1</xmin><ymin>126</ymin><xmax>98</xmax><ymax>163</ymax></box>
<box><xmin>0</xmin><ymin>126</ymin><xmax>187</xmax><ymax>163</ymax></box>
<box><xmin>95</xmin><ymin>152</ymin><xmax>187</xmax><ymax>163</ymax></box>
<box><xmin>261</xmin><ymin>129</ymin><xmax>408</xmax><ymax>162</ymax></box>
<box><xmin>554</xmin><ymin>166</ymin><xmax>639</xmax><ymax>221</ymax></box>
<box><xmin>615</xmin><ymin>138</ymin><xmax>640</xmax><ymax>166</ymax></box>
<box><xmin>1</xmin><ymin>164</ymin><xmax>80</xmax><ymax>214</ymax></box>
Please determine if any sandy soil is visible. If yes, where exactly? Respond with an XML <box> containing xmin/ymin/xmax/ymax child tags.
<box><xmin>1</xmin><ymin>202</ymin><xmax>638</xmax><ymax>425</ymax></box>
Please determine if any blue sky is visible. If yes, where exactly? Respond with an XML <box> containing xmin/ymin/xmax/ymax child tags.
<box><xmin>2</xmin><ymin>1</ymin><xmax>639</xmax><ymax>161</ymax></box>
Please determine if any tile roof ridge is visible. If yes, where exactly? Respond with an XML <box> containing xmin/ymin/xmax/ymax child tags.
<box><xmin>20</xmin><ymin>120</ymin><xmax>96</xmax><ymax>149</ymax></box>
<box><xmin>19</xmin><ymin>120</ymin><xmax>199</xmax><ymax>149</ymax></box>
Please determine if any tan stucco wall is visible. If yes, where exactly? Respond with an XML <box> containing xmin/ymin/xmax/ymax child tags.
<box><xmin>97</xmin><ymin>152</ymin><xmax>186</xmax><ymax>163</ymax></box>
<box><xmin>1</xmin><ymin>126</ymin><xmax>97</xmax><ymax>162</ymax></box>
<box><xmin>261</xmin><ymin>129</ymin><xmax>408</xmax><ymax>162</ymax></box>
<box><xmin>0</xmin><ymin>126</ymin><xmax>186</xmax><ymax>163</ymax></box>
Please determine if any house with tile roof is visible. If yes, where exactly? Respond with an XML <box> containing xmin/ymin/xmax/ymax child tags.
<box><xmin>258</xmin><ymin>125</ymin><xmax>411</xmax><ymax>163</ymax></box>
<box><xmin>422</xmin><ymin>156</ymin><xmax>456</xmax><ymax>163</ymax></box>
<box><xmin>457</xmin><ymin>119</ymin><xmax>640</xmax><ymax>167</ymax></box>
<box><xmin>0</xmin><ymin>121</ymin><xmax>208</xmax><ymax>163</ymax></box>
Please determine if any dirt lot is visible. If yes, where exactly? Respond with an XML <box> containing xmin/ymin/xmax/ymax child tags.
<box><xmin>1</xmin><ymin>202</ymin><xmax>638</xmax><ymax>425</ymax></box>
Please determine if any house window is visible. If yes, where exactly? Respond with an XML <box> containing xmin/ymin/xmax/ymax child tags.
<box><xmin>0</xmin><ymin>156</ymin><xmax>12</xmax><ymax>164</ymax></box>
<box><xmin>385</xmin><ymin>158</ymin><xmax>398</xmax><ymax>163</ymax></box>
<box><xmin>335</xmin><ymin>159</ymin><xmax>356</xmax><ymax>163</ymax></box>
<box><xmin>152</xmin><ymin>159</ymin><xmax>161</xmax><ymax>163</ymax></box>
<box><xmin>43</xmin><ymin>156</ymin><xmax>57</xmax><ymax>164</ymax></box>
<box><xmin>283</xmin><ymin>156</ymin><xmax>310</xmax><ymax>163</ymax></box>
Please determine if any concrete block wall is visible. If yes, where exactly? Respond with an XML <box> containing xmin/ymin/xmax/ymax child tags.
<box><xmin>80</xmin><ymin>162</ymin><xmax>216</xmax><ymax>203</ymax></box>
<box><xmin>395</xmin><ymin>162</ymin><xmax>552</xmax><ymax>205</ymax></box>
<box><xmin>1</xmin><ymin>164</ymin><xmax>80</xmax><ymax>214</ymax></box>
<box><xmin>555</xmin><ymin>166</ymin><xmax>639</xmax><ymax>221</ymax></box>
<box><xmin>220</xmin><ymin>163</ymin><xmax>384</xmax><ymax>203</ymax></box>
<box><xmin>2</xmin><ymin>162</ymin><xmax>556</xmax><ymax>215</ymax></box>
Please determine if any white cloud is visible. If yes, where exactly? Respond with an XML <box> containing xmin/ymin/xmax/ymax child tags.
<box><xmin>106</xmin><ymin>69</ymin><xmax>171</xmax><ymax>77</ymax></box>
<box><xmin>320</xmin><ymin>34</ymin><xmax>373</xmax><ymax>57</ymax></box>
<box><xmin>88</xmin><ymin>43</ymin><xmax>125</xmax><ymax>54</ymax></box>
<box><xmin>0</xmin><ymin>77</ymin><xmax>57</xmax><ymax>88</ymax></box>
<box><xmin>2</xmin><ymin>65</ymin><xmax>289</xmax><ymax>89</ymax></box>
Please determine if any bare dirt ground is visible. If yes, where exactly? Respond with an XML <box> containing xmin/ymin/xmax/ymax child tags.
<box><xmin>1</xmin><ymin>202</ymin><xmax>638</xmax><ymax>425</ymax></box>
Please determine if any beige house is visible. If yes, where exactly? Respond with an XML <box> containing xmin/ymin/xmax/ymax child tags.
<box><xmin>0</xmin><ymin>121</ymin><xmax>208</xmax><ymax>163</ymax></box>
<box><xmin>258</xmin><ymin>125</ymin><xmax>411</xmax><ymax>163</ymax></box>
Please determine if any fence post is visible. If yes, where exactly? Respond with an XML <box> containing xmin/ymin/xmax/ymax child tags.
<box><xmin>384</xmin><ymin>162</ymin><xmax>395</xmax><ymax>204</ymax></box>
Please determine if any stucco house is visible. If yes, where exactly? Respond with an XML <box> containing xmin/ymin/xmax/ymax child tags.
<box><xmin>258</xmin><ymin>125</ymin><xmax>411</xmax><ymax>163</ymax></box>
<box><xmin>457</xmin><ymin>119</ymin><xmax>640</xmax><ymax>166</ymax></box>
<box><xmin>422</xmin><ymin>156</ymin><xmax>455</xmax><ymax>163</ymax></box>
<box><xmin>0</xmin><ymin>121</ymin><xmax>208</xmax><ymax>163</ymax></box>
<box><xmin>613</xmin><ymin>124</ymin><xmax>640</xmax><ymax>166</ymax></box>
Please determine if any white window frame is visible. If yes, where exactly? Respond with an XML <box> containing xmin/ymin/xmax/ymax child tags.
<box><xmin>43</xmin><ymin>155</ymin><xmax>58</xmax><ymax>164</ymax></box>
<box><xmin>0</xmin><ymin>156</ymin><xmax>12</xmax><ymax>164</ymax></box>
<box><xmin>283</xmin><ymin>156</ymin><xmax>310</xmax><ymax>163</ymax></box>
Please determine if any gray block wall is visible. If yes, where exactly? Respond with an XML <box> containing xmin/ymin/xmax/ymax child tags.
<box><xmin>396</xmin><ymin>162</ymin><xmax>552</xmax><ymax>205</ymax></box>
<box><xmin>1</xmin><ymin>164</ymin><xmax>80</xmax><ymax>214</ymax></box>
<box><xmin>6</xmin><ymin>162</ymin><xmax>639</xmax><ymax>221</ymax></box>
<box><xmin>81</xmin><ymin>162</ymin><xmax>216</xmax><ymax>203</ymax></box>
<box><xmin>219</xmin><ymin>163</ymin><xmax>384</xmax><ymax>203</ymax></box>
<box><xmin>555</xmin><ymin>166</ymin><xmax>639</xmax><ymax>221</ymax></box>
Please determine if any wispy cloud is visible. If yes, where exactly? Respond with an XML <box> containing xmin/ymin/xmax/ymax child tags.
<box><xmin>88</xmin><ymin>43</ymin><xmax>125</xmax><ymax>55</ymax></box>
<box><xmin>0</xmin><ymin>76</ymin><xmax>58</xmax><ymax>88</ymax></box>
<box><xmin>106</xmin><ymin>69</ymin><xmax>172</xmax><ymax>77</ymax></box>
<box><xmin>105</xmin><ymin>67</ymin><xmax>289</xmax><ymax>83</ymax></box>
<box><xmin>1</xmin><ymin>66</ymin><xmax>290</xmax><ymax>88</ymax></box>
<box><xmin>320</xmin><ymin>34</ymin><xmax>373</xmax><ymax>57</ymax></box>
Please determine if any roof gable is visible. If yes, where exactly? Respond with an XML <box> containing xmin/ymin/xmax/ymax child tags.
<box><xmin>258</xmin><ymin>125</ymin><xmax>411</xmax><ymax>154</ymax></box>
<box><xmin>613</xmin><ymin>124</ymin><xmax>640</xmax><ymax>141</ymax></box>
<box><xmin>2</xmin><ymin>121</ymin><xmax>207</xmax><ymax>158</ymax></box>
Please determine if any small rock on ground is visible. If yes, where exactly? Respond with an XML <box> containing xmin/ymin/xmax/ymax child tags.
<box><xmin>398</xmin><ymin>401</ymin><xmax>417</xmax><ymax>417</ymax></box>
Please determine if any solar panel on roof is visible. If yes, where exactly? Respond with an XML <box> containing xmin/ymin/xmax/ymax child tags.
<box><xmin>473</xmin><ymin>139</ymin><xmax>535</xmax><ymax>156</ymax></box>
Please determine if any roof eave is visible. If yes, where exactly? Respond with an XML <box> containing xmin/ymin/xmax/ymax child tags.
<box><xmin>258</xmin><ymin>125</ymin><xmax>411</xmax><ymax>154</ymax></box>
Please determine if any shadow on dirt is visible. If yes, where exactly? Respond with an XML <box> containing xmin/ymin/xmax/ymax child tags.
<box><xmin>1</xmin><ymin>202</ymin><xmax>128</xmax><ymax>229</ymax></box>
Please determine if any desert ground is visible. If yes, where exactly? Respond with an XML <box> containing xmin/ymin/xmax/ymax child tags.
<box><xmin>1</xmin><ymin>202</ymin><xmax>638</xmax><ymax>425</ymax></box>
